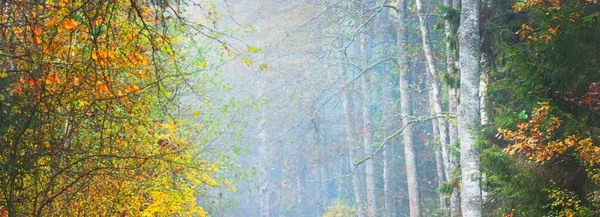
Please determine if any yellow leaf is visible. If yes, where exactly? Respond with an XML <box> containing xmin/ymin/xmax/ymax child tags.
<box><xmin>193</xmin><ymin>110</ymin><xmax>200</xmax><ymax>117</ymax></box>
<box><xmin>246</xmin><ymin>44</ymin><xmax>261</xmax><ymax>54</ymax></box>
<box><xmin>242</xmin><ymin>57</ymin><xmax>253</xmax><ymax>66</ymax></box>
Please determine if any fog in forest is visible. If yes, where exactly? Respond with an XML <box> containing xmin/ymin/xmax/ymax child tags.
<box><xmin>210</xmin><ymin>1</ymin><xmax>460</xmax><ymax>216</ymax></box>
<box><xmin>3</xmin><ymin>0</ymin><xmax>600</xmax><ymax>216</ymax></box>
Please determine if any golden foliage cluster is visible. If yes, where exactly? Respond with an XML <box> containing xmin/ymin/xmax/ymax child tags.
<box><xmin>0</xmin><ymin>0</ymin><xmax>228</xmax><ymax>216</ymax></box>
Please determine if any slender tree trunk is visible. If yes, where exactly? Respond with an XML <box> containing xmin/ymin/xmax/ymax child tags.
<box><xmin>399</xmin><ymin>59</ymin><xmax>420</xmax><ymax>217</ymax></box>
<box><xmin>416</xmin><ymin>0</ymin><xmax>450</xmax><ymax>212</ymax></box>
<box><xmin>396</xmin><ymin>1</ymin><xmax>421</xmax><ymax>216</ymax></box>
<box><xmin>259</xmin><ymin>132</ymin><xmax>270</xmax><ymax>217</ymax></box>
<box><xmin>296</xmin><ymin>167</ymin><xmax>303</xmax><ymax>216</ymax></box>
<box><xmin>342</xmin><ymin>88</ymin><xmax>365</xmax><ymax>217</ymax></box>
<box><xmin>415</xmin><ymin>0</ymin><xmax>449</xmax><ymax>153</ymax></box>
<box><xmin>435</xmin><ymin>147</ymin><xmax>447</xmax><ymax>208</ymax></box>
<box><xmin>448</xmin><ymin>87</ymin><xmax>461</xmax><ymax>217</ymax></box>
<box><xmin>360</xmin><ymin>76</ymin><xmax>376</xmax><ymax>217</ymax></box>
<box><xmin>433</xmin><ymin>124</ymin><xmax>448</xmax><ymax>212</ymax></box>
<box><xmin>479</xmin><ymin>57</ymin><xmax>488</xmax><ymax>127</ymax></box>
<box><xmin>382</xmin><ymin>139</ymin><xmax>394</xmax><ymax>216</ymax></box>
<box><xmin>380</xmin><ymin>7</ymin><xmax>398</xmax><ymax>216</ymax></box>
<box><xmin>443</xmin><ymin>0</ymin><xmax>461</xmax><ymax>214</ymax></box>
<box><xmin>480</xmin><ymin>54</ymin><xmax>490</xmax><ymax>203</ymax></box>
<box><xmin>382</xmin><ymin>64</ymin><xmax>396</xmax><ymax>217</ymax></box>
<box><xmin>458</xmin><ymin>0</ymin><xmax>483</xmax><ymax>214</ymax></box>
<box><xmin>258</xmin><ymin>77</ymin><xmax>270</xmax><ymax>217</ymax></box>
<box><xmin>313</xmin><ymin>118</ymin><xmax>329</xmax><ymax>213</ymax></box>
<box><xmin>359</xmin><ymin>31</ymin><xmax>377</xmax><ymax>217</ymax></box>
<box><xmin>320</xmin><ymin>165</ymin><xmax>328</xmax><ymax>211</ymax></box>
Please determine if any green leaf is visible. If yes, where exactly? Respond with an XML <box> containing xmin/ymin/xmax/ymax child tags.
<box><xmin>258</xmin><ymin>63</ymin><xmax>268</xmax><ymax>70</ymax></box>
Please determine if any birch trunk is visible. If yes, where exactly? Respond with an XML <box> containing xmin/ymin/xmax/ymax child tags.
<box><xmin>416</xmin><ymin>0</ymin><xmax>451</xmax><ymax>212</ymax></box>
<box><xmin>415</xmin><ymin>0</ymin><xmax>449</xmax><ymax>152</ymax></box>
<box><xmin>480</xmin><ymin>54</ymin><xmax>490</xmax><ymax>203</ymax></box>
<box><xmin>342</xmin><ymin>88</ymin><xmax>365</xmax><ymax>217</ymax></box>
<box><xmin>396</xmin><ymin>1</ymin><xmax>421</xmax><ymax>216</ymax></box>
<box><xmin>458</xmin><ymin>0</ymin><xmax>483</xmax><ymax>214</ymax></box>
<box><xmin>399</xmin><ymin>59</ymin><xmax>420</xmax><ymax>217</ymax></box>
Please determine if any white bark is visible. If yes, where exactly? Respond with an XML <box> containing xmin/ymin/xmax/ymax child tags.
<box><xmin>397</xmin><ymin>1</ymin><xmax>421</xmax><ymax>216</ymax></box>
<box><xmin>400</xmin><ymin>64</ymin><xmax>421</xmax><ymax>217</ymax></box>
<box><xmin>428</xmin><ymin>82</ymin><xmax>448</xmax><ymax>211</ymax></box>
<box><xmin>458</xmin><ymin>0</ymin><xmax>483</xmax><ymax>214</ymax></box>
<box><xmin>415</xmin><ymin>0</ymin><xmax>449</xmax><ymax>154</ymax></box>
<box><xmin>416</xmin><ymin>0</ymin><xmax>451</xmax><ymax>212</ymax></box>
<box><xmin>479</xmin><ymin>59</ymin><xmax>488</xmax><ymax>126</ymax></box>
<box><xmin>480</xmin><ymin>54</ymin><xmax>490</xmax><ymax>203</ymax></box>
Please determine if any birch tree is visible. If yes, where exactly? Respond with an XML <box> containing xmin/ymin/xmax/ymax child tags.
<box><xmin>458</xmin><ymin>0</ymin><xmax>484</xmax><ymax>214</ymax></box>
<box><xmin>415</xmin><ymin>0</ymin><xmax>450</xmax><ymax>211</ymax></box>
<box><xmin>396</xmin><ymin>0</ymin><xmax>421</xmax><ymax>216</ymax></box>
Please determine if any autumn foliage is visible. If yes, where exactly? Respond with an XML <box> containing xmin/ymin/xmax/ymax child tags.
<box><xmin>499</xmin><ymin>102</ymin><xmax>599</xmax><ymax>164</ymax></box>
<box><xmin>0</xmin><ymin>0</ymin><xmax>228</xmax><ymax>216</ymax></box>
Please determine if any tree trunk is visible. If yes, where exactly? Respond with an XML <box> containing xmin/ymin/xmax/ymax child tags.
<box><xmin>396</xmin><ymin>1</ymin><xmax>421</xmax><ymax>216</ymax></box>
<box><xmin>342</xmin><ymin>88</ymin><xmax>365</xmax><ymax>217</ymax></box>
<box><xmin>258</xmin><ymin>77</ymin><xmax>270</xmax><ymax>217</ymax></box>
<box><xmin>443</xmin><ymin>0</ymin><xmax>461</xmax><ymax>214</ymax></box>
<box><xmin>435</xmin><ymin>145</ymin><xmax>448</xmax><ymax>212</ymax></box>
<box><xmin>382</xmin><ymin>63</ymin><xmax>396</xmax><ymax>217</ymax></box>
<box><xmin>380</xmin><ymin>7</ymin><xmax>398</xmax><ymax>216</ymax></box>
<box><xmin>399</xmin><ymin>59</ymin><xmax>421</xmax><ymax>217</ymax></box>
<box><xmin>415</xmin><ymin>0</ymin><xmax>449</xmax><ymax>154</ymax></box>
<box><xmin>359</xmin><ymin>31</ymin><xmax>377</xmax><ymax>217</ymax></box>
<box><xmin>448</xmin><ymin>87</ymin><xmax>461</xmax><ymax>217</ymax></box>
<box><xmin>296</xmin><ymin>167</ymin><xmax>304</xmax><ymax>216</ymax></box>
<box><xmin>458</xmin><ymin>0</ymin><xmax>483</xmax><ymax>214</ymax></box>
<box><xmin>480</xmin><ymin>53</ymin><xmax>490</xmax><ymax>203</ymax></box>
<box><xmin>416</xmin><ymin>0</ymin><xmax>450</xmax><ymax>212</ymax></box>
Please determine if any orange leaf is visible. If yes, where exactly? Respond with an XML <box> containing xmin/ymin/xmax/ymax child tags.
<box><xmin>548</xmin><ymin>25</ymin><xmax>559</xmax><ymax>34</ymax></box>
<box><xmin>63</xmin><ymin>18</ymin><xmax>78</xmax><ymax>31</ymax></box>
<box><xmin>126</xmin><ymin>83</ymin><xmax>140</xmax><ymax>93</ymax></box>
<box><xmin>33</xmin><ymin>25</ymin><xmax>42</xmax><ymax>35</ymax></box>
